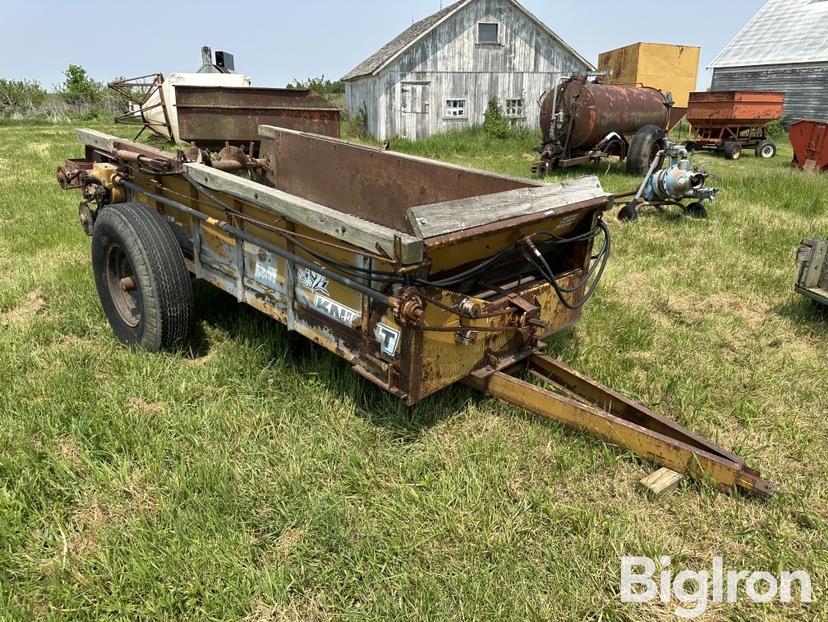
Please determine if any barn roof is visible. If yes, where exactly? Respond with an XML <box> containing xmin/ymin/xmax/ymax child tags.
<box><xmin>342</xmin><ymin>0</ymin><xmax>593</xmax><ymax>81</ymax></box>
<box><xmin>709</xmin><ymin>0</ymin><xmax>828</xmax><ymax>69</ymax></box>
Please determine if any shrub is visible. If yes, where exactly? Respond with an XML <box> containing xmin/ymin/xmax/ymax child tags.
<box><xmin>0</xmin><ymin>79</ymin><xmax>46</xmax><ymax>111</ymax></box>
<box><xmin>287</xmin><ymin>75</ymin><xmax>345</xmax><ymax>99</ymax></box>
<box><xmin>765</xmin><ymin>118</ymin><xmax>789</xmax><ymax>140</ymax></box>
<box><xmin>349</xmin><ymin>105</ymin><xmax>369</xmax><ymax>140</ymax></box>
<box><xmin>483</xmin><ymin>97</ymin><xmax>510</xmax><ymax>139</ymax></box>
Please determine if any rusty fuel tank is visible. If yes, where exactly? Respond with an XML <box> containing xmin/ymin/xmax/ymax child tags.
<box><xmin>540</xmin><ymin>79</ymin><xmax>672</xmax><ymax>149</ymax></box>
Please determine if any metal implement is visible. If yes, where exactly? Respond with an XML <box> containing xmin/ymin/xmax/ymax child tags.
<box><xmin>796</xmin><ymin>238</ymin><xmax>828</xmax><ymax>306</ymax></box>
<box><xmin>57</xmin><ymin>126</ymin><xmax>774</xmax><ymax>499</ymax></box>
<box><xmin>466</xmin><ymin>355</ymin><xmax>774</xmax><ymax>498</ymax></box>
<box><xmin>533</xmin><ymin>76</ymin><xmax>674</xmax><ymax>174</ymax></box>
<box><xmin>789</xmin><ymin>120</ymin><xmax>828</xmax><ymax>173</ymax></box>
<box><xmin>108</xmin><ymin>46</ymin><xmax>340</xmax><ymax>151</ymax></box>
<box><xmin>686</xmin><ymin>91</ymin><xmax>784</xmax><ymax>160</ymax></box>
<box><xmin>619</xmin><ymin>141</ymin><xmax>720</xmax><ymax>221</ymax></box>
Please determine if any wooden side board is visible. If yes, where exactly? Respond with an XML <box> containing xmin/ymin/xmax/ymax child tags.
<box><xmin>183</xmin><ymin>163</ymin><xmax>425</xmax><ymax>265</ymax></box>
<box><xmin>406</xmin><ymin>176</ymin><xmax>611</xmax><ymax>239</ymax></box>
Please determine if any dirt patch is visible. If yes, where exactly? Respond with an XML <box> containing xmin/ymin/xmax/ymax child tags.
<box><xmin>275</xmin><ymin>528</ymin><xmax>304</xmax><ymax>558</ymax></box>
<box><xmin>66</xmin><ymin>474</ymin><xmax>159</xmax><ymax>560</ymax></box>
<box><xmin>54</xmin><ymin>436</ymin><xmax>86</xmax><ymax>470</ymax></box>
<box><xmin>128</xmin><ymin>398</ymin><xmax>167</xmax><ymax>417</ymax></box>
<box><xmin>2</xmin><ymin>289</ymin><xmax>45</xmax><ymax>327</ymax></box>
<box><xmin>245</xmin><ymin>596</ymin><xmax>328</xmax><ymax>622</ymax></box>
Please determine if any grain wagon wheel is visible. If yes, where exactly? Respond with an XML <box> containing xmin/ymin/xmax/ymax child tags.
<box><xmin>756</xmin><ymin>140</ymin><xmax>777</xmax><ymax>159</ymax></box>
<box><xmin>724</xmin><ymin>142</ymin><xmax>742</xmax><ymax>160</ymax></box>
<box><xmin>92</xmin><ymin>202</ymin><xmax>193</xmax><ymax>352</ymax></box>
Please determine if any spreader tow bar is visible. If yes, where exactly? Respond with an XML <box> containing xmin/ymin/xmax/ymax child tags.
<box><xmin>466</xmin><ymin>354</ymin><xmax>775</xmax><ymax>499</ymax></box>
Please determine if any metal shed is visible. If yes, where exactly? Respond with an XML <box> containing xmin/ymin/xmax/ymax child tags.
<box><xmin>342</xmin><ymin>0</ymin><xmax>593</xmax><ymax>141</ymax></box>
<box><xmin>708</xmin><ymin>0</ymin><xmax>828</xmax><ymax>122</ymax></box>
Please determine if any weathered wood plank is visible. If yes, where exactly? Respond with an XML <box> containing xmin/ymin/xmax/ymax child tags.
<box><xmin>76</xmin><ymin>128</ymin><xmax>113</xmax><ymax>151</ymax></box>
<box><xmin>183</xmin><ymin>163</ymin><xmax>424</xmax><ymax>264</ymax></box>
<box><xmin>406</xmin><ymin>176</ymin><xmax>609</xmax><ymax>239</ymax></box>
<box><xmin>639</xmin><ymin>468</ymin><xmax>683</xmax><ymax>498</ymax></box>
<box><xmin>803</xmin><ymin>240</ymin><xmax>828</xmax><ymax>289</ymax></box>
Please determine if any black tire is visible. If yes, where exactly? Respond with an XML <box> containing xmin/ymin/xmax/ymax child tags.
<box><xmin>756</xmin><ymin>140</ymin><xmax>777</xmax><ymax>159</ymax></box>
<box><xmin>626</xmin><ymin>125</ymin><xmax>666</xmax><ymax>175</ymax></box>
<box><xmin>92</xmin><ymin>202</ymin><xmax>193</xmax><ymax>352</ymax></box>
<box><xmin>724</xmin><ymin>142</ymin><xmax>742</xmax><ymax>160</ymax></box>
<box><xmin>686</xmin><ymin>202</ymin><xmax>708</xmax><ymax>219</ymax></box>
<box><xmin>618</xmin><ymin>203</ymin><xmax>640</xmax><ymax>223</ymax></box>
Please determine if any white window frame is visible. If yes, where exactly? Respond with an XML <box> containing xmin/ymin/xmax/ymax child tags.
<box><xmin>444</xmin><ymin>99</ymin><xmax>467</xmax><ymax>119</ymax></box>
<box><xmin>477</xmin><ymin>22</ymin><xmax>501</xmax><ymax>45</ymax></box>
<box><xmin>505</xmin><ymin>98</ymin><xmax>525</xmax><ymax>118</ymax></box>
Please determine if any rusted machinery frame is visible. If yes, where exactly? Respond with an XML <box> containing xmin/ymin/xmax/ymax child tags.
<box><xmin>466</xmin><ymin>354</ymin><xmax>775</xmax><ymax>498</ymax></box>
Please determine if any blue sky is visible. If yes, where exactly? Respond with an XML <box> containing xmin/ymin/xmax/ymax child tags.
<box><xmin>1</xmin><ymin>1</ymin><xmax>766</xmax><ymax>89</ymax></box>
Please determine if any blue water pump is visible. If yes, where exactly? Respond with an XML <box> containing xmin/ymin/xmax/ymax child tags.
<box><xmin>619</xmin><ymin>142</ymin><xmax>720</xmax><ymax>222</ymax></box>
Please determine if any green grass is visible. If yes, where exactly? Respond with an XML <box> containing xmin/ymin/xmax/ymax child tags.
<box><xmin>1</xmin><ymin>122</ymin><xmax>827</xmax><ymax>621</ymax></box>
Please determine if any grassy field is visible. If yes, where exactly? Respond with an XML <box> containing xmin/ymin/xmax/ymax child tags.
<box><xmin>0</xmin><ymin>121</ymin><xmax>826</xmax><ymax>621</ymax></box>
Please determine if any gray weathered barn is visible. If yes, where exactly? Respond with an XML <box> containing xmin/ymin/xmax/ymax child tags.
<box><xmin>709</xmin><ymin>0</ymin><xmax>828</xmax><ymax>122</ymax></box>
<box><xmin>342</xmin><ymin>0</ymin><xmax>593</xmax><ymax>141</ymax></box>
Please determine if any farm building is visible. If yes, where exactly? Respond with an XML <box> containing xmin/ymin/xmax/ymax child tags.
<box><xmin>708</xmin><ymin>0</ymin><xmax>828</xmax><ymax>122</ymax></box>
<box><xmin>342</xmin><ymin>0</ymin><xmax>593</xmax><ymax>141</ymax></box>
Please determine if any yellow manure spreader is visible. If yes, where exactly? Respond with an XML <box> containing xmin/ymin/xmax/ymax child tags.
<box><xmin>57</xmin><ymin>125</ymin><xmax>774</xmax><ymax>498</ymax></box>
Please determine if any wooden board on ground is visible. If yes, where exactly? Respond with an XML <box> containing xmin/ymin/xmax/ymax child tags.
<box><xmin>639</xmin><ymin>468</ymin><xmax>684</xmax><ymax>498</ymax></box>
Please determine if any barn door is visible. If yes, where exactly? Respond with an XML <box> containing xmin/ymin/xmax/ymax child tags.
<box><xmin>400</xmin><ymin>81</ymin><xmax>431</xmax><ymax>140</ymax></box>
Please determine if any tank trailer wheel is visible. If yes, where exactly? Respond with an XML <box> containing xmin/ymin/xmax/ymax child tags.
<box><xmin>724</xmin><ymin>142</ymin><xmax>742</xmax><ymax>160</ymax></box>
<box><xmin>626</xmin><ymin>125</ymin><xmax>667</xmax><ymax>176</ymax></box>
<box><xmin>618</xmin><ymin>203</ymin><xmax>640</xmax><ymax>223</ymax></box>
<box><xmin>685</xmin><ymin>202</ymin><xmax>709</xmax><ymax>219</ymax></box>
<box><xmin>756</xmin><ymin>141</ymin><xmax>777</xmax><ymax>159</ymax></box>
<box><xmin>91</xmin><ymin>202</ymin><xmax>193</xmax><ymax>352</ymax></box>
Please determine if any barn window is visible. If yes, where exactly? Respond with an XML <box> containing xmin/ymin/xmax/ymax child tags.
<box><xmin>478</xmin><ymin>23</ymin><xmax>500</xmax><ymax>44</ymax></box>
<box><xmin>506</xmin><ymin>99</ymin><xmax>524</xmax><ymax>118</ymax></box>
<box><xmin>445</xmin><ymin>99</ymin><xmax>467</xmax><ymax>118</ymax></box>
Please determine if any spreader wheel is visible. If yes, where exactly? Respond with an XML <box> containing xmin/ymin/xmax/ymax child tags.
<box><xmin>91</xmin><ymin>202</ymin><xmax>193</xmax><ymax>352</ymax></box>
<box><xmin>686</xmin><ymin>202</ymin><xmax>708</xmax><ymax>219</ymax></box>
<box><xmin>618</xmin><ymin>203</ymin><xmax>640</xmax><ymax>223</ymax></box>
<box><xmin>724</xmin><ymin>142</ymin><xmax>742</xmax><ymax>160</ymax></box>
<box><xmin>626</xmin><ymin>125</ymin><xmax>666</xmax><ymax>175</ymax></box>
<box><xmin>756</xmin><ymin>140</ymin><xmax>777</xmax><ymax>159</ymax></box>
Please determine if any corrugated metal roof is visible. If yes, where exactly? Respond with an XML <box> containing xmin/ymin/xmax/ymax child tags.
<box><xmin>709</xmin><ymin>0</ymin><xmax>828</xmax><ymax>68</ymax></box>
<box><xmin>342</xmin><ymin>0</ymin><xmax>592</xmax><ymax>81</ymax></box>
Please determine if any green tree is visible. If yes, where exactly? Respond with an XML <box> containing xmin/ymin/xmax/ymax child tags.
<box><xmin>61</xmin><ymin>64</ymin><xmax>103</xmax><ymax>105</ymax></box>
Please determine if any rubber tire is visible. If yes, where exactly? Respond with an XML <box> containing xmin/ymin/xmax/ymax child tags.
<box><xmin>756</xmin><ymin>140</ymin><xmax>777</xmax><ymax>159</ymax></box>
<box><xmin>92</xmin><ymin>202</ymin><xmax>193</xmax><ymax>352</ymax></box>
<box><xmin>626</xmin><ymin>125</ymin><xmax>666</xmax><ymax>176</ymax></box>
<box><xmin>724</xmin><ymin>142</ymin><xmax>742</xmax><ymax>160</ymax></box>
<box><xmin>686</xmin><ymin>202</ymin><xmax>708</xmax><ymax>219</ymax></box>
<box><xmin>618</xmin><ymin>203</ymin><xmax>640</xmax><ymax>223</ymax></box>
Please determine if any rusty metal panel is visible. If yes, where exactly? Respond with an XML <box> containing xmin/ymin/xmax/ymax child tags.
<box><xmin>259</xmin><ymin>129</ymin><xmax>536</xmax><ymax>234</ymax></box>
<box><xmin>175</xmin><ymin>86</ymin><xmax>341</xmax><ymax>149</ymax></box>
<box><xmin>687</xmin><ymin>91</ymin><xmax>785</xmax><ymax>129</ymax></box>
<box><xmin>790</xmin><ymin>120</ymin><xmax>828</xmax><ymax>172</ymax></box>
